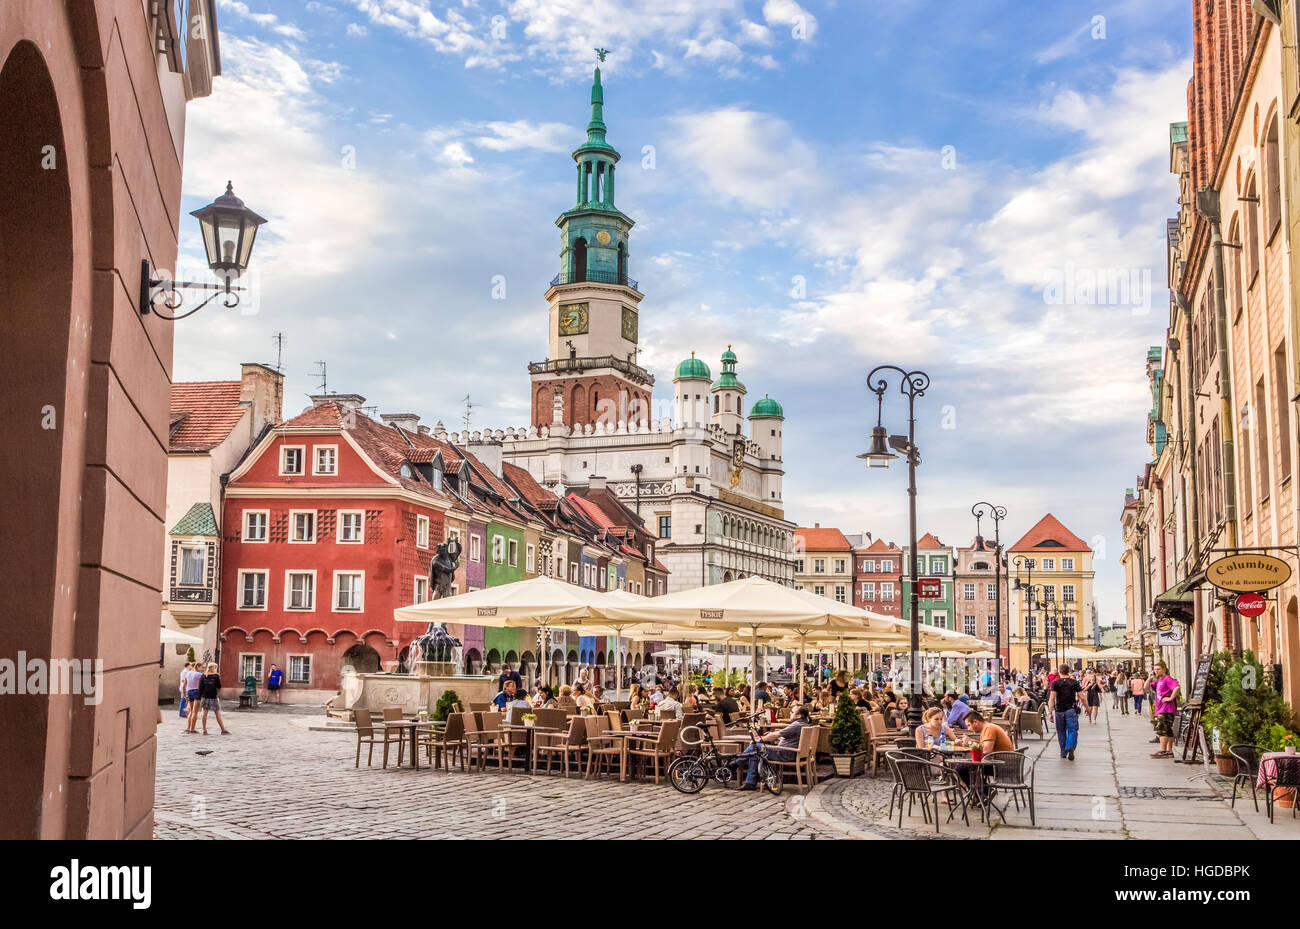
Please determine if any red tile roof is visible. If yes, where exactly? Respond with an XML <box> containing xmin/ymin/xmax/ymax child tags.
<box><xmin>502</xmin><ymin>462</ymin><xmax>559</xmax><ymax>511</ymax></box>
<box><xmin>859</xmin><ymin>537</ymin><xmax>901</xmax><ymax>553</ymax></box>
<box><xmin>795</xmin><ymin>527</ymin><xmax>852</xmax><ymax>551</ymax></box>
<box><xmin>916</xmin><ymin>532</ymin><xmax>945</xmax><ymax>549</ymax></box>
<box><xmin>169</xmin><ymin>381</ymin><xmax>246</xmax><ymax>452</ymax></box>
<box><xmin>1008</xmin><ymin>513</ymin><xmax>1091</xmax><ymax>553</ymax></box>
<box><xmin>568</xmin><ymin>493</ymin><xmax>617</xmax><ymax>531</ymax></box>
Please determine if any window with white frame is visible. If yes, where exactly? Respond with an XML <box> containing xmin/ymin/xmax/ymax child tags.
<box><xmin>1063</xmin><ymin>616</ymin><xmax>1076</xmax><ymax>638</ymax></box>
<box><xmin>930</xmin><ymin>557</ymin><xmax>947</xmax><ymax>574</ymax></box>
<box><xmin>1027</xmin><ymin>615</ymin><xmax>1038</xmax><ymax>637</ymax></box>
<box><xmin>289</xmin><ymin>655</ymin><xmax>312</xmax><ymax>684</ymax></box>
<box><xmin>986</xmin><ymin>617</ymin><xmax>996</xmax><ymax>638</ymax></box>
<box><xmin>834</xmin><ymin>558</ymin><xmax>847</xmax><ymax>574</ymax></box>
<box><xmin>1062</xmin><ymin>584</ymin><xmax>1076</xmax><ymax>602</ymax></box>
<box><xmin>795</xmin><ymin>559</ymin><xmax>805</xmax><ymax>573</ymax></box>
<box><xmin>1044</xmin><ymin>585</ymin><xmax>1056</xmax><ymax>602</ymax></box>
<box><xmin>179</xmin><ymin>544</ymin><xmax>205</xmax><ymax>586</ymax></box>
<box><xmin>963</xmin><ymin>583</ymin><xmax>976</xmax><ymax>601</ymax></box>
<box><xmin>813</xmin><ymin>585</ymin><xmax>826</xmax><ymax>597</ymax></box>
<box><xmin>508</xmin><ymin>539</ymin><xmax>518</xmax><ymax>567</ymax></box>
<box><xmin>834</xmin><ymin>585</ymin><xmax>847</xmax><ymax>604</ymax></box>
<box><xmin>526</xmin><ymin>544</ymin><xmax>536</xmax><ymax>573</ymax></box>
<box><xmin>280</xmin><ymin>446</ymin><xmax>304</xmax><ymax>475</ymax></box>
<box><xmin>238</xmin><ymin>570</ymin><xmax>267</xmax><ymax>609</ymax></box>
<box><xmin>1041</xmin><ymin>558</ymin><xmax>1055</xmax><ymax>571</ymax></box>
<box><xmin>286</xmin><ymin>571</ymin><xmax>315</xmax><ymax>610</ymax></box>
<box><xmin>986</xmin><ymin>583</ymin><xmax>997</xmax><ymax>601</ymax></box>
<box><xmin>862</xmin><ymin>582</ymin><xmax>876</xmax><ymax>601</ymax></box>
<box><xmin>414</xmin><ymin>576</ymin><xmax>428</xmax><ymax>604</ymax></box>
<box><xmin>290</xmin><ymin>510</ymin><xmax>316</xmax><ymax>543</ymax></box>
<box><xmin>880</xmin><ymin>560</ymin><xmax>893</xmax><ymax>572</ymax></box>
<box><xmin>882</xmin><ymin>582</ymin><xmax>895</xmax><ymax>601</ymax></box>
<box><xmin>932</xmin><ymin>612</ymin><xmax>948</xmax><ymax>630</ymax></box>
<box><xmin>492</xmin><ymin>535</ymin><xmax>504</xmax><ymax>564</ymax></box>
<box><xmin>314</xmin><ymin>445</ymin><xmax>337</xmax><ymax>475</ymax></box>
<box><xmin>243</xmin><ymin>510</ymin><xmax>268</xmax><ymax>542</ymax></box>
<box><xmin>470</xmin><ymin>534</ymin><xmax>481</xmax><ymax>563</ymax></box>
<box><xmin>1062</xmin><ymin>557</ymin><xmax>1075</xmax><ymax>571</ymax></box>
<box><xmin>570</xmin><ymin>562</ymin><xmax>579</xmax><ymax>583</ymax></box>
<box><xmin>813</xmin><ymin>558</ymin><xmax>826</xmax><ymax>573</ymax></box>
<box><xmin>240</xmin><ymin>654</ymin><xmax>264</xmax><ymax>682</ymax></box>
<box><xmin>415</xmin><ymin>515</ymin><xmax>430</xmax><ymax>548</ymax></box>
<box><xmin>635</xmin><ymin>582</ymin><xmax>642</xmax><ymax>594</ymax></box>
<box><xmin>338</xmin><ymin>510</ymin><xmax>364</xmax><ymax>543</ymax></box>
<box><xmin>862</xmin><ymin>559</ymin><xmax>875</xmax><ymax>573</ymax></box>
<box><xmin>334</xmin><ymin>571</ymin><xmax>363</xmax><ymax>611</ymax></box>
<box><xmin>964</xmin><ymin>615</ymin><xmax>976</xmax><ymax>635</ymax></box>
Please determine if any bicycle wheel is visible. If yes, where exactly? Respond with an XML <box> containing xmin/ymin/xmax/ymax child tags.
<box><xmin>758</xmin><ymin>759</ymin><xmax>782</xmax><ymax>795</ymax></box>
<box><xmin>668</xmin><ymin>757</ymin><xmax>708</xmax><ymax>794</ymax></box>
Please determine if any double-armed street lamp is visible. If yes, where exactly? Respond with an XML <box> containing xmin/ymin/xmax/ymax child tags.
<box><xmin>859</xmin><ymin>364</ymin><xmax>930</xmax><ymax>731</ymax></box>
<box><xmin>971</xmin><ymin>502</ymin><xmax>1006</xmax><ymax>688</ymax></box>
<box><xmin>1012</xmin><ymin>555</ymin><xmax>1041</xmax><ymax>682</ymax></box>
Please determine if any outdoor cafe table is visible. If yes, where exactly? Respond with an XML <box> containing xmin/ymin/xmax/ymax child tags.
<box><xmin>381</xmin><ymin>719</ymin><xmax>438</xmax><ymax>771</ymax></box>
<box><xmin>1256</xmin><ymin>751</ymin><xmax>1300</xmax><ymax>789</ymax></box>
<box><xmin>499</xmin><ymin>723</ymin><xmax>561</xmax><ymax>772</ymax></box>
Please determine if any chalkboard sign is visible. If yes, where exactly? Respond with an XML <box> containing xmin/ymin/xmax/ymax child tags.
<box><xmin>1185</xmin><ymin>655</ymin><xmax>1212</xmax><ymax>709</ymax></box>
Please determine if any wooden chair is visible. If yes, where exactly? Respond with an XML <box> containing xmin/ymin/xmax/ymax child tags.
<box><xmin>584</xmin><ymin>715</ymin><xmax>621</xmax><ymax>780</ymax></box>
<box><xmin>867</xmin><ymin>713</ymin><xmax>893</xmax><ymax>775</ymax></box>
<box><xmin>352</xmin><ymin>709</ymin><xmax>385</xmax><ymax>768</ymax></box>
<box><xmin>606</xmin><ymin>710</ymin><xmax>624</xmax><ymax>731</ymax></box>
<box><xmin>462</xmin><ymin>712</ymin><xmax>502</xmax><ymax>772</ymax></box>
<box><xmin>495</xmin><ymin>722</ymin><xmax>530</xmax><ymax>772</ymax></box>
<box><xmin>422</xmin><ymin>712</ymin><xmax>467</xmax><ymax>771</ymax></box>
<box><xmin>625</xmin><ymin>720</ymin><xmax>682</xmax><ymax>784</ymax></box>
<box><xmin>1000</xmin><ymin>707</ymin><xmax>1021</xmax><ymax>747</ymax></box>
<box><xmin>625</xmin><ymin>707</ymin><xmax>645</xmax><ymax>722</ymax></box>
<box><xmin>467</xmin><ymin>702</ymin><xmax>491</xmax><ymax>713</ymax></box>
<box><xmin>768</xmin><ymin>724</ymin><xmax>820</xmax><ymax>791</ymax></box>
<box><xmin>533</xmin><ymin>715</ymin><xmax>589</xmax><ymax>777</ymax></box>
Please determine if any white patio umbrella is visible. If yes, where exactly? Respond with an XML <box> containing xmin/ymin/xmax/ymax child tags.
<box><xmin>1063</xmin><ymin>645</ymin><xmax>1096</xmax><ymax>660</ymax></box>
<box><xmin>160</xmin><ymin>626</ymin><xmax>204</xmax><ymax>645</ymax></box>
<box><xmin>394</xmin><ymin>576</ymin><xmax>615</xmax><ymax>685</ymax></box>
<box><xmin>598</xmin><ymin>576</ymin><xmax>880</xmax><ymax>702</ymax></box>
<box><xmin>1093</xmin><ymin>646</ymin><xmax>1140</xmax><ymax>660</ymax></box>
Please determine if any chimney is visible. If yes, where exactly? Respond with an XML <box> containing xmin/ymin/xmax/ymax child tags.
<box><xmin>468</xmin><ymin>440</ymin><xmax>503</xmax><ymax>478</ymax></box>
<box><xmin>239</xmin><ymin>362</ymin><xmax>284</xmax><ymax>431</ymax></box>
<box><xmin>309</xmin><ymin>393</ymin><xmax>366</xmax><ymax>412</ymax></box>
<box><xmin>418</xmin><ymin>425</ymin><xmax>430</xmax><ymax>436</ymax></box>
<box><xmin>433</xmin><ymin>420</ymin><xmax>447</xmax><ymax>438</ymax></box>
<box><xmin>814</xmin><ymin>522</ymin><xmax>820</xmax><ymax>529</ymax></box>
<box><xmin>588</xmin><ymin>474</ymin><xmax>607</xmax><ymax>491</ymax></box>
<box><xmin>381</xmin><ymin>412</ymin><xmax>421</xmax><ymax>433</ymax></box>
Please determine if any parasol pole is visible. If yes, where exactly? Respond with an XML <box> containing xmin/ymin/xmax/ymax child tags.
<box><xmin>798</xmin><ymin>631</ymin><xmax>807</xmax><ymax>703</ymax></box>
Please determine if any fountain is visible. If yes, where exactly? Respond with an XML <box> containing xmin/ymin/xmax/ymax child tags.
<box><xmin>335</xmin><ymin>536</ymin><xmax>495</xmax><ymax>719</ymax></box>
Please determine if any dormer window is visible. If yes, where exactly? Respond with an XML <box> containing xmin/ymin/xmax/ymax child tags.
<box><xmin>314</xmin><ymin>445</ymin><xmax>337</xmax><ymax>475</ymax></box>
<box><xmin>281</xmin><ymin>446</ymin><xmax>304</xmax><ymax>475</ymax></box>
<box><xmin>400</xmin><ymin>463</ymin><xmax>414</xmax><ymax>479</ymax></box>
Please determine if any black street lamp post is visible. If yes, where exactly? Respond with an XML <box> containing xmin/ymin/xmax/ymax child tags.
<box><xmin>1012</xmin><ymin>556</ymin><xmax>1040</xmax><ymax>683</ymax></box>
<box><xmin>860</xmin><ymin>365</ymin><xmax>930</xmax><ymax>731</ymax></box>
<box><xmin>971</xmin><ymin>502</ymin><xmax>1006</xmax><ymax>688</ymax></box>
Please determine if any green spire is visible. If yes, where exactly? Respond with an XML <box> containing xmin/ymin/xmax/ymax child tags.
<box><xmin>587</xmin><ymin>66</ymin><xmax>608</xmax><ymax>145</ymax></box>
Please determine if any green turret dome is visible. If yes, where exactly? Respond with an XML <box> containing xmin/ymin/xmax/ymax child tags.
<box><xmin>720</xmin><ymin>347</ymin><xmax>738</xmax><ymax>363</ymax></box>
<box><xmin>712</xmin><ymin>344</ymin><xmax>746</xmax><ymax>392</ymax></box>
<box><xmin>749</xmin><ymin>394</ymin><xmax>784</xmax><ymax>418</ymax></box>
<box><xmin>674</xmin><ymin>352</ymin><xmax>711</xmax><ymax>380</ymax></box>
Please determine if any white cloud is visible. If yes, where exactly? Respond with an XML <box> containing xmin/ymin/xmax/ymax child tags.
<box><xmin>667</xmin><ymin>108</ymin><xmax>815</xmax><ymax>210</ymax></box>
<box><xmin>762</xmin><ymin>0</ymin><xmax>817</xmax><ymax>40</ymax></box>
<box><xmin>346</xmin><ymin>22</ymin><xmax>369</xmax><ymax>37</ymax></box>
<box><xmin>471</xmin><ymin>120</ymin><xmax>577</xmax><ymax>152</ymax></box>
<box><xmin>217</xmin><ymin>0</ymin><xmax>306</xmax><ymax>40</ymax></box>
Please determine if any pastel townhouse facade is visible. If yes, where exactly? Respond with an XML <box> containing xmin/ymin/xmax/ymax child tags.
<box><xmin>1</xmin><ymin>0</ymin><xmax>223</xmax><ymax>839</ymax></box>
<box><xmin>850</xmin><ymin>536</ymin><xmax>903</xmax><ymax>619</ymax></box>
<box><xmin>793</xmin><ymin>526</ymin><xmax>853</xmax><ymax>604</ymax></box>
<box><xmin>162</xmin><ymin>364</ymin><xmax>283</xmax><ymax>701</ymax></box>
<box><xmin>903</xmin><ymin>534</ymin><xmax>957</xmax><ymax>630</ymax></box>
<box><xmin>1008</xmin><ymin>515</ymin><xmax>1096</xmax><ymax>673</ymax></box>
<box><xmin>954</xmin><ymin>536</ymin><xmax>1008</xmax><ymax>649</ymax></box>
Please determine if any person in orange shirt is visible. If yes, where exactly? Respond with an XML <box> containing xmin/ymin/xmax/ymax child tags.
<box><xmin>965</xmin><ymin>709</ymin><xmax>1014</xmax><ymax>754</ymax></box>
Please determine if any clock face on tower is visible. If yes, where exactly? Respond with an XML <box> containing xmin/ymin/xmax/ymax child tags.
<box><xmin>558</xmin><ymin>302</ymin><xmax>589</xmax><ymax>335</ymax></box>
<box><xmin>621</xmin><ymin>306</ymin><xmax>637</xmax><ymax>342</ymax></box>
<box><xmin>596</xmin><ymin>230</ymin><xmax>611</xmax><ymax>245</ymax></box>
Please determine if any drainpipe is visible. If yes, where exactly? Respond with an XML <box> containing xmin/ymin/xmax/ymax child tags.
<box><xmin>1195</xmin><ymin>187</ymin><xmax>1241</xmax><ymax>653</ymax></box>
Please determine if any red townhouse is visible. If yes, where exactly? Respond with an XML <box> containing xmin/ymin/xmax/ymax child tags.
<box><xmin>218</xmin><ymin>397</ymin><xmax>456</xmax><ymax>703</ymax></box>
<box><xmin>854</xmin><ymin>537</ymin><xmax>903</xmax><ymax>619</ymax></box>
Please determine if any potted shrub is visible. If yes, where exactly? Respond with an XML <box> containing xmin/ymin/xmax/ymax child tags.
<box><xmin>521</xmin><ymin>712</ymin><xmax>537</xmax><ymax>728</ymax></box>
<box><xmin>828</xmin><ymin>691</ymin><xmax>868</xmax><ymax>777</ymax></box>
<box><xmin>1201</xmin><ymin>705</ymin><xmax>1236</xmax><ymax>775</ymax></box>
<box><xmin>432</xmin><ymin>689</ymin><xmax>461</xmax><ymax>722</ymax></box>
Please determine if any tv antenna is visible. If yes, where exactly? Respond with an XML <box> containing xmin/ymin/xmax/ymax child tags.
<box><xmin>462</xmin><ymin>394</ymin><xmax>475</xmax><ymax>432</ymax></box>
<box><xmin>272</xmin><ymin>332</ymin><xmax>285</xmax><ymax>372</ymax></box>
<box><xmin>313</xmin><ymin>361</ymin><xmax>328</xmax><ymax>395</ymax></box>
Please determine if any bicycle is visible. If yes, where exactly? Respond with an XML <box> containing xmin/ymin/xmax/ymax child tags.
<box><xmin>669</xmin><ymin>712</ymin><xmax>782</xmax><ymax>795</ymax></box>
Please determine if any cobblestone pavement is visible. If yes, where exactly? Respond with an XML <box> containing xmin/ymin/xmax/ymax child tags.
<box><xmin>153</xmin><ymin>706</ymin><xmax>842</xmax><ymax>839</ymax></box>
<box><xmin>155</xmin><ymin>702</ymin><xmax>1300</xmax><ymax>840</ymax></box>
<box><xmin>806</xmin><ymin>701</ymin><xmax>1300</xmax><ymax>840</ymax></box>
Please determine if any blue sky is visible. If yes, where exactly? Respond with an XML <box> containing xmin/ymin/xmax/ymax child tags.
<box><xmin>175</xmin><ymin>0</ymin><xmax>1193</xmax><ymax>628</ymax></box>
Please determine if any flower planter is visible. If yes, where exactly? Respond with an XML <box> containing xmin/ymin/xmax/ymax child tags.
<box><xmin>1214</xmin><ymin>755</ymin><xmax>1235</xmax><ymax>776</ymax></box>
<box><xmin>1274</xmin><ymin>786</ymin><xmax>1295</xmax><ymax>809</ymax></box>
<box><xmin>831</xmin><ymin>752</ymin><xmax>868</xmax><ymax>778</ymax></box>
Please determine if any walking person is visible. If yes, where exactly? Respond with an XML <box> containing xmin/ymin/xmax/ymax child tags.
<box><xmin>1083</xmin><ymin>671</ymin><xmax>1101</xmax><ymax>724</ymax></box>
<box><xmin>1130</xmin><ymin>672</ymin><xmax>1146</xmax><ymax>715</ymax></box>
<box><xmin>1150</xmin><ymin>663</ymin><xmax>1181</xmax><ymax>758</ymax></box>
<box><xmin>1115</xmin><ymin>670</ymin><xmax>1129</xmax><ymax>715</ymax></box>
<box><xmin>1047</xmin><ymin>664</ymin><xmax>1082</xmax><ymax>760</ymax></box>
<box><xmin>198</xmin><ymin>662</ymin><xmax>230</xmax><ymax>735</ymax></box>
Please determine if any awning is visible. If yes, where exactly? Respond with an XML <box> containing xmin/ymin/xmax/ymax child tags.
<box><xmin>1153</xmin><ymin>571</ymin><xmax>1205</xmax><ymax>624</ymax></box>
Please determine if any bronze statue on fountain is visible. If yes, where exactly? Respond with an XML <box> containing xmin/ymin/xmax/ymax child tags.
<box><xmin>402</xmin><ymin>536</ymin><xmax>463</xmax><ymax>674</ymax></box>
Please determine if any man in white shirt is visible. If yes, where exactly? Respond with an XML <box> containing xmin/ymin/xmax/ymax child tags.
<box><xmin>656</xmin><ymin>688</ymin><xmax>683</xmax><ymax>720</ymax></box>
<box><xmin>649</xmin><ymin>684</ymin><xmax>666</xmax><ymax>705</ymax></box>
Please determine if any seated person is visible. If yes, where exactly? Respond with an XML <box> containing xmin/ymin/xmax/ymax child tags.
<box><xmin>915</xmin><ymin>706</ymin><xmax>956</xmax><ymax>748</ymax></box>
<box><xmin>965</xmin><ymin>709</ymin><xmax>1014</xmax><ymax>754</ymax></box>
<box><xmin>556</xmin><ymin>684</ymin><xmax>578</xmax><ymax>711</ymax></box>
<box><xmin>738</xmin><ymin>705</ymin><xmax>812</xmax><ymax>790</ymax></box>
<box><xmin>534</xmin><ymin>684</ymin><xmax>558</xmax><ymax>708</ymax></box>
<box><xmin>593</xmin><ymin>685</ymin><xmax>611</xmax><ymax>705</ymax></box>
<box><xmin>712</xmin><ymin>686</ymin><xmax>740</xmax><ymax>725</ymax></box>
<box><xmin>946</xmin><ymin>694</ymin><xmax>974</xmax><ymax>730</ymax></box>
<box><xmin>656</xmin><ymin>688</ymin><xmax>684</xmax><ymax>720</ymax></box>
<box><xmin>493</xmin><ymin>679</ymin><xmax>525</xmax><ymax>710</ymax></box>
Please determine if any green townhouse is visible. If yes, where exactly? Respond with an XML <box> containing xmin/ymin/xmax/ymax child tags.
<box><xmin>902</xmin><ymin>532</ymin><xmax>957</xmax><ymax>631</ymax></box>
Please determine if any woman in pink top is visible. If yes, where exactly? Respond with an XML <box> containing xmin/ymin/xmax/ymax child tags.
<box><xmin>1129</xmin><ymin>673</ymin><xmax>1146</xmax><ymax>714</ymax></box>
